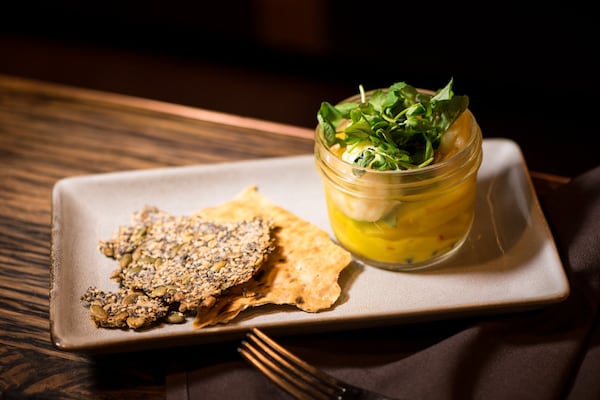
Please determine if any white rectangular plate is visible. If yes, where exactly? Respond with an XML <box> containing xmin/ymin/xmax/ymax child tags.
<box><xmin>50</xmin><ymin>138</ymin><xmax>569</xmax><ymax>353</ymax></box>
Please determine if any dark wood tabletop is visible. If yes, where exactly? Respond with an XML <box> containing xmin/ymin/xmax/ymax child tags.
<box><xmin>0</xmin><ymin>74</ymin><xmax>570</xmax><ymax>399</ymax></box>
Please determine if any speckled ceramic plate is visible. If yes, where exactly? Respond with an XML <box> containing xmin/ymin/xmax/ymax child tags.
<box><xmin>50</xmin><ymin>138</ymin><xmax>569</xmax><ymax>353</ymax></box>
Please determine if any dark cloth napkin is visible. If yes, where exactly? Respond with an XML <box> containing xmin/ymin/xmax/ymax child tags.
<box><xmin>166</xmin><ymin>165</ymin><xmax>600</xmax><ymax>400</ymax></box>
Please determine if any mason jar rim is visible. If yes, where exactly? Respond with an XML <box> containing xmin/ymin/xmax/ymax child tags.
<box><xmin>315</xmin><ymin>110</ymin><xmax>481</xmax><ymax>180</ymax></box>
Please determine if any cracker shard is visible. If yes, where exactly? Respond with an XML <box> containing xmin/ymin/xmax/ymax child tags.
<box><xmin>81</xmin><ymin>287</ymin><xmax>170</xmax><ymax>329</ymax></box>
<box><xmin>192</xmin><ymin>185</ymin><xmax>353</xmax><ymax>329</ymax></box>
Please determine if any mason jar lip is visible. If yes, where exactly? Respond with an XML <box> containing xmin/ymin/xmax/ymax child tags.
<box><xmin>316</xmin><ymin>147</ymin><xmax>481</xmax><ymax>199</ymax></box>
<box><xmin>315</xmin><ymin>112</ymin><xmax>481</xmax><ymax>180</ymax></box>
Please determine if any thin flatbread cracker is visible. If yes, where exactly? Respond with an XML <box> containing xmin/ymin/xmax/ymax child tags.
<box><xmin>192</xmin><ymin>186</ymin><xmax>352</xmax><ymax>328</ymax></box>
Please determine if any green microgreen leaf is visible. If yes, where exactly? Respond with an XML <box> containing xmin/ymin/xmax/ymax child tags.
<box><xmin>316</xmin><ymin>79</ymin><xmax>469</xmax><ymax>171</ymax></box>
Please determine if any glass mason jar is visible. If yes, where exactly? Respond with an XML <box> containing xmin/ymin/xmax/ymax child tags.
<box><xmin>314</xmin><ymin>90</ymin><xmax>483</xmax><ymax>271</ymax></box>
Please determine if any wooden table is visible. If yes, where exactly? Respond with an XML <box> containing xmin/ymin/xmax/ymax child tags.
<box><xmin>0</xmin><ymin>74</ymin><xmax>570</xmax><ymax>399</ymax></box>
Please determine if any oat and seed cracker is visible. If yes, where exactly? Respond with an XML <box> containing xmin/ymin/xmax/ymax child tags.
<box><xmin>98</xmin><ymin>205</ymin><xmax>274</xmax><ymax>312</ymax></box>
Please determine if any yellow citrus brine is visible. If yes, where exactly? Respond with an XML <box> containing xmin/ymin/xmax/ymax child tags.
<box><xmin>314</xmin><ymin>91</ymin><xmax>483</xmax><ymax>271</ymax></box>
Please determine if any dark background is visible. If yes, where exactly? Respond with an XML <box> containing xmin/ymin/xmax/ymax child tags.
<box><xmin>1</xmin><ymin>1</ymin><xmax>597</xmax><ymax>177</ymax></box>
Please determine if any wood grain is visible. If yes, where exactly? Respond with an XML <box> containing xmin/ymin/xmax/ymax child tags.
<box><xmin>0</xmin><ymin>74</ymin><xmax>314</xmax><ymax>399</ymax></box>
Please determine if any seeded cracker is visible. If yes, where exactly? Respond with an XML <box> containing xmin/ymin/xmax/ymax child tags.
<box><xmin>82</xmin><ymin>205</ymin><xmax>274</xmax><ymax>329</ymax></box>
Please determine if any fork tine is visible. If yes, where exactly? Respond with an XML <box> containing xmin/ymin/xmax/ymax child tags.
<box><xmin>239</xmin><ymin>339</ymin><xmax>330</xmax><ymax>400</ymax></box>
<box><xmin>238</xmin><ymin>327</ymin><xmax>345</xmax><ymax>400</ymax></box>
<box><xmin>250</xmin><ymin>328</ymin><xmax>345</xmax><ymax>391</ymax></box>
